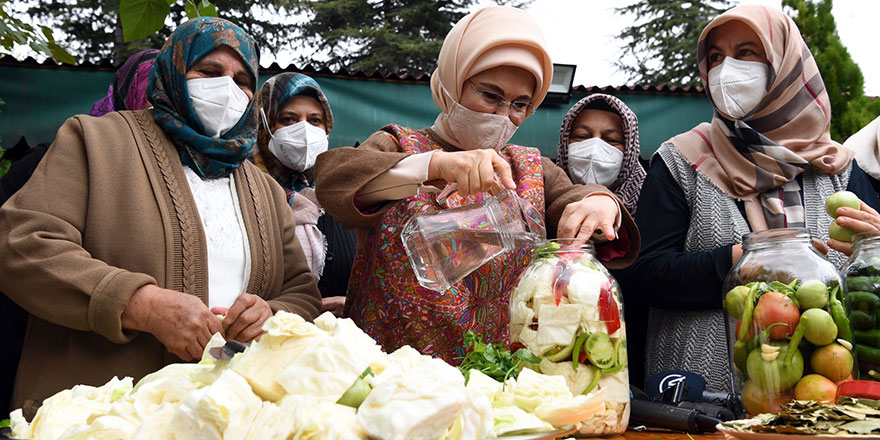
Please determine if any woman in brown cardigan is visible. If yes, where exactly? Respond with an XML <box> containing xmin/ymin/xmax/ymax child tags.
<box><xmin>315</xmin><ymin>6</ymin><xmax>639</xmax><ymax>363</ymax></box>
<box><xmin>0</xmin><ymin>17</ymin><xmax>320</xmax><ymax>418</ymax></box>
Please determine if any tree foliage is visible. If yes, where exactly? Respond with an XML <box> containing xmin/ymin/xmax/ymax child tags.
<box><xmin>614</xmin><ymin>0</ymin><xmax>730</xmax><ymax>87</ymax></box>
<box><xmin>287</xmin><ymin>0</ymin><xmax>531</xmax><ymax>76</ymax></box>
<box><xmin>0</xmin><ymin>0</ymin><xmax>74</xmax><ymax>64</ymax></box>
<box><xmin>15</xmin><ymin>0</ymin><xmax>299</xmax><ymax>65</ymax></box>
<box><xmin>783</xmin><ymin>0</ymin><xmax>880</xmax><ymax>141</ymax></box>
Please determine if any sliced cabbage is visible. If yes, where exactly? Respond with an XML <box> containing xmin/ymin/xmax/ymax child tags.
<box><xmin>358</xmin><ymin>358</ymin><xmax>466</xmax><ymax>440</ymax></box>
<box><xmin>25</xmin><ymin>376</ymin><xmax>133</xmax><ymax>440</ymax></box>
<box><xmin>465</xmin><ymin>369</ymin><xmax>502</xmax><ymax>401</ymax></box>
<box><xmin>491</xmin><ymin>405</ymin><xmax>553</xmax><ymax>437</ymax></box>
<box><xmin>533</xmin><ymin>389</ymin><xmax>607</xmax><ymax>427</ymax></box>
<box><xmin>168</xmin><ymin>370</ymin><xmax>261</xmax><ymax>440</ymax></box>
<box><xmin>536</xmin><ymin>303</ymin><xmax>581</xmax><ymax>347</ymax></box>
<box><xmin>233</xmin><ymin>311</ymin><xmax>326</xmax><ymax>401</ymax></box>
<box><xmin>506</xmin><ymin>368</ymin><xmax>572</xmax><ymax>413</ymax></box>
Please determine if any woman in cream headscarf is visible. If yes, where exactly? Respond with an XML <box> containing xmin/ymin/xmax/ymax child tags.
<box><xmin>315</xmin><ymin>6</ymin><xmax>639</xmax><ymax>362</ymax></box>
<box><xmin>846</xmin><ymin>116</ymin><xmax>880</xmax><ymax>196</ymax></box>
<box><xmin>622</xmin><ymin>5</ymin><xmax>880</xmax><ymax>392</ymax></box>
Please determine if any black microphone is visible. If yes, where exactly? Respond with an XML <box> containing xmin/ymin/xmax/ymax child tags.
<box><xmin>645</xmin><ymin>370</ymin><xmax>739</xmax><ymax>414</ymax></box>
<box><xmin>630</xmin><ymin>399</ymin><xmax>721</xmax><ymax>433</ymax></box>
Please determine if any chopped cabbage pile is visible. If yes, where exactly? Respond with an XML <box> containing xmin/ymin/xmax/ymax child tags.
<box><xmin>10</xmin><ymin>311</ymin><xmax>612</xmax><ymax>440</ymax></box>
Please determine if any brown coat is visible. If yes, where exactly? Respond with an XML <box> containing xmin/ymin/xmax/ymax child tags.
<box><xmin>0</xmin><ymin>110</ymin><xmax>321</xmax><ymax>418</ymax></box>
<box><xmin>315</xmin><ymin>125</ymin><xmax>639</xmax><ymax>269</ymax></box>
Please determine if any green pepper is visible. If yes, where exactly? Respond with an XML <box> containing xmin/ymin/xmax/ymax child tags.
<box><xmin>571</xmin><ymin>332</ymin><xmax>590</xmax><ymax>371</ymax></box>
<box><xmin>856</xmin><ymin>344</ymin><xmax>880</xmax><ymax>365</ymax></box>
<box><xmin>847</xmin><ymin>276</ymin><xmax>880</xmax><ymax>292</ymax></box>
<box><xmin>869</xmin><ymin>369</ymin><xmax>880</xmax><ymax>380</ymax></box>
<box><xmin>785</xmin><ymin>314</ymin><xmax>808</xmax><ymax>366</ymax></box>
<box><xmin>545</xmin><ymin>333</ymin><xmax>578</xmax><ymax>362</ymax></box>
<box><xmin>850</xmin><ymin>291</ymin><xmax>880</xmax><ymax>312</ymax></box>
<box><xmin>738</xmin><ymin>284</ymin><xmax>760</xmax><ymax>342</ymax></box>
<box><xmin>854</xmin><ymin>329</ymin><xmax>880</xmax><ymax>348</ymax></box>
<box><xmin>583</xmin><ymin>365</ymin><xmax>602</xmax><ymax>394</ymax></box>
<box><xmin>614</xmin><ymin>338</ymin><xmax>627</xmax><ymax>368</ymax></box>
<box><xmin>830</xmin><ymin>286</ymin><xmax>854</xmax><ymax>343</ymax></box>
<box><xmin>601</xmin><ymin>364</ymin><xmax>625</xmax><ymax>374</ymax></box>
<box><xmin>851</xmin><ymin>310</ymin><xmax>876</xmax><ymax>331</ymax></box>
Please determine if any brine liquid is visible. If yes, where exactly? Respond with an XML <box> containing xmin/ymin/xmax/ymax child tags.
<box><xmin>404</xmin><ymin>230</ymin><xmax>509</xmax><ymax>292</ymax></box>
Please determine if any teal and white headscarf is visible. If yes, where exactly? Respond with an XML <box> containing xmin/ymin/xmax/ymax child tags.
<box><xmin>147</xmin><ymin>17</ymin><xmax>259</xmax><ymax>178</ymax></box>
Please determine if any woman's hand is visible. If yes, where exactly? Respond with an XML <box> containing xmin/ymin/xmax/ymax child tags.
<box><xmin>427</xmin><ymin>150</ymin><xmax>516</xmax><ymax>196</ymax></box>
<box><xmin>122</xmin><ymin>284</ymin><xmax>223</xmax><ymax>361</ymax></box>
<box><xmin>321</xmin><ymin>296</ymin><xmax>346</xmax><ymax>317</ymax></box>
<box><xmin>557</xmin><ymin>193</ymin><xmax>620</xmax><ymax>245</ymax></box>
<box><xmin>221</xmin><ymin>293</ymin><xmax>273</xmax><ymax>343</ymax></box>
<box><xmin>828</xmin><ymin>202</ymin><xmax>880</xmax><ymax>255</ymax></box>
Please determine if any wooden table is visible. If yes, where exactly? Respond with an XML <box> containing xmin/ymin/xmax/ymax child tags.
<box><xmin>611</xmin><ymin>430</ymin><xmax>725</xmax><ymax>440</ymax></box>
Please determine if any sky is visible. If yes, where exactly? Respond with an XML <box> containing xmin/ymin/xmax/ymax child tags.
<box><xmin>515</xmin><ymin>0</ymin><xmax>880</xmax><ymax>95</ymax></box>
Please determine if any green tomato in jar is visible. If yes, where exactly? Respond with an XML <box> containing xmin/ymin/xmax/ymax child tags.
<box><xmin>746</xmin><ymin>344</ymin><xmax>803</xmax><ymax>393</ymax></box>
<box><xmin>724</xmin><ymin>285</ymin><xmax>751</xmax><ymax>320</ymax></box>
<box><xmin>795</xmin><ymin>280</ymin><xmax>828</xmax><ymax>310</ymax></box>
<box><xmin>800</xmin><ymin>308</ymin><xmax>838</xmax><ymax>346</ymax></box>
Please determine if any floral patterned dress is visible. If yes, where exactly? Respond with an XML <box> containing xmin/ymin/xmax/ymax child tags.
<box><xmin>344</xmin><ymin>124</ymin><xmax>545</xmax><ymax>362</ymax></box>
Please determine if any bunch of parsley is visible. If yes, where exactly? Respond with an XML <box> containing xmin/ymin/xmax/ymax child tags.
<box><xmin>457</xmin><ymin>331</ymin><xmax>540</xmax><ymax>384</ymax></box>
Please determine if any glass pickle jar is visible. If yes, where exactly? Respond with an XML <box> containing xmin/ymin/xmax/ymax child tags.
<box><xmin>722</xmin><ymin>229</ymin><xmax>852</xmax><ymax>416</ymax></box>
<box><xmin>509</xmin><ymin>239</ymin><xmax>629</xmax><ymax>436</ymax></box>
<box><xmin>842</xmin><ymin>231</ymin><xmax>880</xmax><ymax>381</ymax></box>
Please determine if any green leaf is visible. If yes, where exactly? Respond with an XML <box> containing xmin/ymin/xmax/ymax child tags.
<box><xmin>184</xmin><ymin>1</ymin><xmax>197</xmax><ymax>19</ymax></box>
<box><xmin>48</xmin><ymin>41</ymin><xmax>76</xmax><ymax>64</ymax></box>
<box><xmin>198</xmin><ymin>0</ymin><xmax>217</xmax><ymax>17</ymax></box>
<box><xmin>119</xmin><ymin>0</ymin><xmax>171</xmax><ymax>42</ymax></box>
<box><xmin>0</xmin><ymin>418</ymin><xmax>10</xmax><ymax>428</ymax></box>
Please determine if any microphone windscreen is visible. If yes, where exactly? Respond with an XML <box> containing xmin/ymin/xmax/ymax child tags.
<box><xmin>645</xmin><ymin>370</ymin><xmax>707</xmax><ymax>401</ymax></box>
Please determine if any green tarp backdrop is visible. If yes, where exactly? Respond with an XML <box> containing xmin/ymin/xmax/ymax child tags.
<box><xmin>0</xmin><ymin>60</ymin><xmax>714</xmax><ymax>159</ymax></box>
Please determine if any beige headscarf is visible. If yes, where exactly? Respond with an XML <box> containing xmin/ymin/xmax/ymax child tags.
<box><xmin>670</xmin><ymin>5</ymin><xmax>853</xmax><ymax>231</ymax></box>
<box><xmin>846</xmin><ymin>116</ymin><xmax>880</xmax><ymax>180</ymax></box>
<box><xmin>429</xmin><ymin>6</ymin><xmax>553</xmax><ymax>148</ymax></box>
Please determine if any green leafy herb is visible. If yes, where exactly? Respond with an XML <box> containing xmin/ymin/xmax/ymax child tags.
<box><xmin>0</xmin><ymin>418</ymin><xmax>9</xmax><ymax>428</ymax></box>
<box><xmin>457</xmin><ymin>331</ymin><xmax>539</xmax><ymax>384</ymax></box>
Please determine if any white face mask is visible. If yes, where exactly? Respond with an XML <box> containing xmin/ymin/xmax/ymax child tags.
<box><xmin>441</xmin><ymin>82</ymin><xmax>518</xmax><ymax>150</ymax></box>
<box><xmin>188</xmin><ymin>76</ymin><xmax>250</xmax><ymax>138</ymax></box>
<box><xmin>707</xmin><ymin>57</ymin><xmax>770</xmax><ymax>119</ymax></box>
<box><xmin>262</xmin><ymin>109</ymin><xmax>328</xmax><ymax>171</ymax></box>
<box><xmin>567</xmin><ymin>138</ymin><xmax>624</xmax><ymax>187</ymax></box>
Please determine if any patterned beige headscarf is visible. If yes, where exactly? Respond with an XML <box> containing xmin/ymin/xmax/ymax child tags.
<box><xmin>669</xmin><ymin>5</ymin><xmax>853</xmax><ymax>230</ymax></box>
<box><xmin>429</xmin><ymin>6</ymin><xmax>553</xmax><ymax>148</ymax></box>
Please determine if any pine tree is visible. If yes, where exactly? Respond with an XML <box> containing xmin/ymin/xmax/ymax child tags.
<box><xmin>783</xmin><ymin>0</ymin><xmax>880</xmax><ymax>140</ymax></box>
<box><xmin>614</xmin><ymin>0</ymin><xmax>731</xmax><ymax>87</ymax></box>
<box><xmin>288</xmin><ymin>0</ymin><xmax>531</xmax><ymax>76</ymax></box>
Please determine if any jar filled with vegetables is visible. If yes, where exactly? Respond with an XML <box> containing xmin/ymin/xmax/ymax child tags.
<box><xmin>723</xmin><ymin>228</ymin><xmax>853</xmax><ymax>416</ymax></box>
<box><xmin>842</xmin><ymin>231</ymin><xmax>880</xmax><ymax>381</ymax></box>
<box><xmin>509</xmin><ymin>240</ymin><xmax>629</xmax><ymax>436</ymax></box>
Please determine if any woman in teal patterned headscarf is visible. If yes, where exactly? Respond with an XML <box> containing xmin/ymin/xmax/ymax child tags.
<box><xmin>0</xmin><ymin>17</ymin><xmax>321</xmax><ymax>416</ymax></box>
<box><xmin>148</xmin><ymin>16</ymin><xmax>259</xmax><ymax>178</ymax></box>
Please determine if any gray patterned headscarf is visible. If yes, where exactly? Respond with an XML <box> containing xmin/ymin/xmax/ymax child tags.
<box><xmin>556</xmin><ymin>93</ymin><xmax>646</xmax><ymax>214</ymax></box>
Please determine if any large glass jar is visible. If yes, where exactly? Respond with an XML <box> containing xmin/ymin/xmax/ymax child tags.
<box><xmin>722</xmin><ymin>229</ymin><xmax>853</xmax><ymax>416</ymax></box>
<box><xmin>842</xmin><ymin>231</ymin><xmax>880</xmax><ymax>381</ymax></box>
<box><xmin>509</xmin><ymin>240</ymin><xmax>629</xmax><ymax>436</ymax></box>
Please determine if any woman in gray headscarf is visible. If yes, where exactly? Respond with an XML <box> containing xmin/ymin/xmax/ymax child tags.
<box><xmin>556</xmin><ymin>93</ymin><xmax>646</xmax><ymax>214</ymax></box>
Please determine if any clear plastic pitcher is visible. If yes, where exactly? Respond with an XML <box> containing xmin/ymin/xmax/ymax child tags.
<box><xmin>401</xmin><ymin>187</ymin><xmax>544</xmax><ymax>292</ymax></box>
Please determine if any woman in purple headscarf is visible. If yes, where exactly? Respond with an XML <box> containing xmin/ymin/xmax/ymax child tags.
<box><xmin>89</xmin><ymin>50</ymin><xmax>159</xmax><ymax>117</ymax></box>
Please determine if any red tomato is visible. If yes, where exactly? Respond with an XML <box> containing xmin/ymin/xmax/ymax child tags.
<box><xmin>753</xmin><ymin>291</ymin><xmax>800</xmax><ymax>340</ymax></box>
